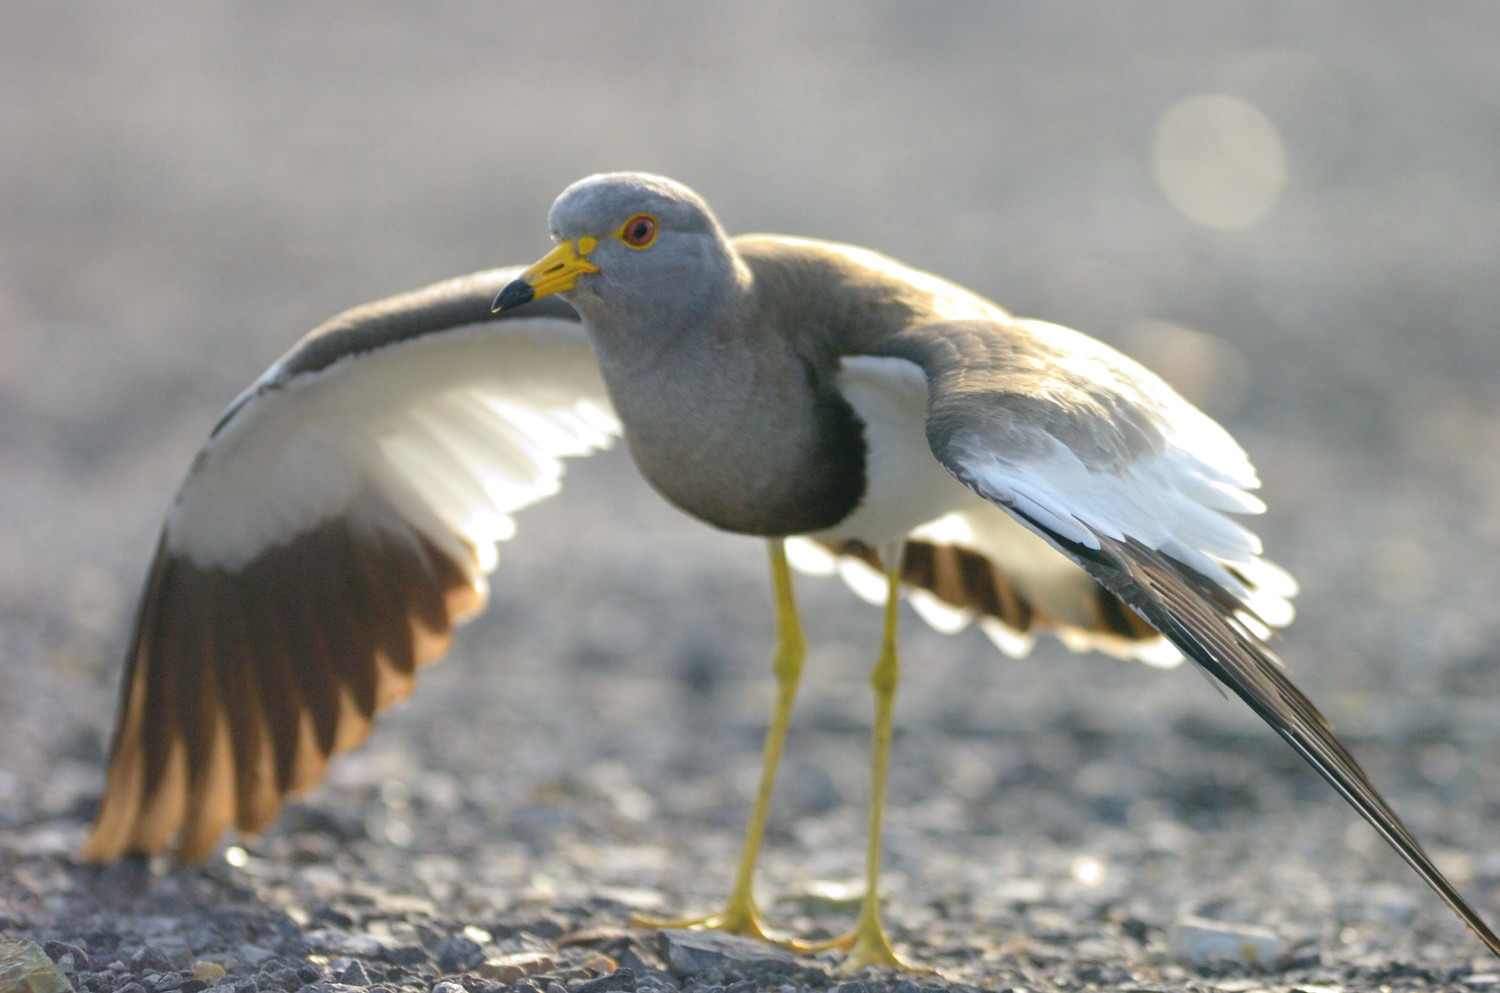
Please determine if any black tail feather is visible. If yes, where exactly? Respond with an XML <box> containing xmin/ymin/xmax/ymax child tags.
<box><xmin>1080</xmin><ymin>533</ymin><xmax>1500</xmax><ymax>958</ymax></box>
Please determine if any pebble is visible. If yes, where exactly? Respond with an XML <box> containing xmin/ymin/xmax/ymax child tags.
<box><xmin>304</xmin><ymin>933</ymin><xmax>384</xmax><ymax>960</ymax></box>
<box><xmin>191</xmin><ymin>963</ymin><xmax>226</xmax><ymax>982</ymax></box>
<box><xmin>1167</xmin><ymin>915</ymin><xmax>1282</xmax><ymax>968</ymax></box>
<box><xmin>0</xmin><ymin>940</ymin><xmax>74</xmax><ymax>993</ymax></box>
<box><xmin>237</xmin><ymin>949</ymin><xmax>278</xmax><ymax>970</ymax></box>
<box><xmin>477</xmin><ymin>954</ymin><xmax>555</xmax><ymax>983</ymax></box>
<box><xmin>381</xmin><ymin>946</ymin><xmax>428</xmax><ymax>967</ymax></box>
<box><xmin>432</xmin><ymin>939</ymin><xmax>483</xmax><ymax>975</ymax></box>
<box><xmin>570</xmin><ymin>968</ymin><xmax>636</xmax><ymax>993</ymax></box>
<box><xmin>337</xmin><ymin>962</ymin><xmax>370</xmax><ymax>987</ymax></box>
<box><xmin>656</xmin><ymin>930</ymin><xmax>796</xmax><ymax>977</ymax></box>
<box><xmin>129</xmin><ymin>949</ymin><xmax>176</xmax><ymax>976</ymax></box>
<box><xmin>43</xmin><ymin>942</ymin><xmax>91</xmax><ymax>976</ymax></box>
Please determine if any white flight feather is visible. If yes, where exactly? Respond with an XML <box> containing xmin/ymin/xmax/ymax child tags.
<box><xmin>167</xmin><ymin>317</ymin><xmax>619</xmax><ymax>571</ymax></box>
<box><xmin>951</xmin><ymin>323</ymin><xmax>1295</xmax><ymax>628</ymax></box>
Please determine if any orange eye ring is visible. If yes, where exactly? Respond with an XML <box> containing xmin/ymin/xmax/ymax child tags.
<box><xmin>620</xmin><ymin>214</ymin><xmax>658</xmax><ymax>249</ymax></box>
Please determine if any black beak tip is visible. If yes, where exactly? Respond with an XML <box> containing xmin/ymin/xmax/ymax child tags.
<box><xmin>492</xmin><ymin>279</ymin><xmax>535</xmax><ymax>313</ymax></box>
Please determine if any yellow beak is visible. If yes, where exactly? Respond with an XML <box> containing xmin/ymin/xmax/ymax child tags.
<box><xmin>492</xmin><ymin>238</ymin><xmax>600</xmax><ymax>312</ymax></box>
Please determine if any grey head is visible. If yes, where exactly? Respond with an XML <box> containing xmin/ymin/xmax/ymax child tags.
<box><xmin>494</xmin><ymin>172</ymin><xmax>749</xmax><ymax>341</ymax></box>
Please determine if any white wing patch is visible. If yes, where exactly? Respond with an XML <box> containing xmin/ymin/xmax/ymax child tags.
<box><xmin>167</xmin><ymin>317</ymin><xmax>619</xmax><ymax>574</ymax></box>
<box><xmin>950</xmin><ymin>319</ymin><xmax>1295</xmax><ymax>630</ymax></box>
<box><xmin>786</xmin><ymin>353</ymin><xmax>1191</xmax><ymax>666</ymax></box>
<box><xmin>789</xmin><ymin>327</ymin><xmax>1293</xmax><ymax>666</ymax></box>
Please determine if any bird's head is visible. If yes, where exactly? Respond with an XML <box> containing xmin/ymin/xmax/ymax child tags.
<box><xmin>493</xmin><ymin>172</ymin><xmax>742</xmax><ymax>328</ymax></box>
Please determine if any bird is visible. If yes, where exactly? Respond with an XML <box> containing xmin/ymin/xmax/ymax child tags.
<box><xmin>85</xmin><ymin>171</ymin><xmax>1500</xmax><ymax>968</ymax></box>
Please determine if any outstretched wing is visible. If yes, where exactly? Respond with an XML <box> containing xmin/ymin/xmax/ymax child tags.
<box><xmin>885</xmin><ymin>315</ymin><xmax>1500</xmax><ymax>955</ymax></box>
<box><xmin>85</xmin><ymin>268</ymin><xmax>619</xmax><ymax>862</ymax></box>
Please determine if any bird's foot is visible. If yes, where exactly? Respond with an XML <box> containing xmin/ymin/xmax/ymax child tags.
<box><xmin>633</xmin><ymin>892</ymin><xmax>918</xmax><ymax>974</ymax></box>
<box><xmin>788</xmin><ymin>915</ymin><xmax>911</xmax><ymax>973</ymax></box>
<box><xmin>630</xmin><ymin>894</ymin><xmax>790</xmax><ymax>945</ymax></box>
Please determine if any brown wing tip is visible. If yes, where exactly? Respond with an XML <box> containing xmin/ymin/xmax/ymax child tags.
<box><xmin>819</xmin><ymin>537</ymin><xmax>1165</xmax><ymax>657</ymax></box>
<box><xmin>86</xmin><ymin>508</ymin><xmax>486</xmax><ymax>862</ymax></box>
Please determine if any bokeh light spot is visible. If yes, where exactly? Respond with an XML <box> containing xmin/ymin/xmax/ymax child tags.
<box><xmin>1153</xmin><ymin>93</ymin><xmax>1287</xmax><ymax>230</ymax></box>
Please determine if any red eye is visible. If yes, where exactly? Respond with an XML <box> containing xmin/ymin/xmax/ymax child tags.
<box><xmin>621</xmin><ymin>214</ymin><xmax>657</xmax><ymax>248</ymax></box>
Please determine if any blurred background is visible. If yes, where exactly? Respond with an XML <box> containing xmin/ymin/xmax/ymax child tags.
<box><xmin>3</xmin><ymin>0</ymin><xmax>1500</xmax><ymax>959</ymax></box>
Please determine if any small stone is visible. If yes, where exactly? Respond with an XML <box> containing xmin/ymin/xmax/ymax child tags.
<box><xmin>117</xmin><ymin>984</ymin><xmax>148</xmax><ymax>993</ymax></box>
<box><xmin>477</xmin><ymin>956</ymin><xmax>554</xmax><ymax>984</ymax></box>
<box><xmin>572</xmin><ymin>955</ymin><xmax>617</xmax><ymax>980</ymax></box>
<box><xmin>1167</xmin><ymin>916</ymin><xmax>1282</xmax><ymax>968</ymax></box>
<box><xmin>611</xmin><ymin>949</ymin><xmax>657</xmax><ymax>976</ymax></box>
<box><xmin>44</xmin><ymin>943</ymin><xmax>92</xmax><ymax>976</ymax></box>
<box><xmin>430</xmin><ymin>982</ymin><xmax>466</xmax><ymax>993</ymax></box>
<box><xmin>432</xmin><ymin>940</ymin><xmax>483</xmax><ymax>976</ymax></box>
<box><xmin>571</xmin><ymin>969</ymin><xmax>635</xmax><ymax>993</ymax></box>
<box><xmin>0</xmin><ymin>940</ymin><xmax>74</xmax><ymax>993</ymax></box>
<box><xmin>157</xmin><ymin>975</ymin><xmax>210</xmax><ymax>993</ymax></box>
<box><xmin>264</xmin><ymin>968</ymin><xmax>305</xmax><ymax>993</ymax></box>
<box><xmin>162</xmin><ymin>951</ymin><xmax>196</xmax><ymax>974</ymax></box>
<box><xmin>528</xmin><ymin>970</ymin><xmax>589</xmax><ymax>986</ymax></box>
<box><xmin>381</xmin><ymin>948</ymin><xmax>428</xmax><ymax>968</ymax></box>
<box><xmin>236</xmin><ymin>949</ymin><xmax>277</xmax><ymax>971</ymax></box>
<box><xmin>191</xmin><ymin>964</ymin><xmax>225</xmax><ymax>983</ymax></box>
<box><xmin>337</xmin><ymin>962</ymin><xmax>370</xmax><ymax>988</ymax></box>
<box><xmin>305</xmin><ymin>934</ymin><xmax>384</xmax><ymax>961</ymax></box>
<box><xmin>778</xmin><ymin>880</ymin><xmax>864</xmax><ymax>915</ymax></box>
<box><xmin>129</xmin><ymin>950</ymin><xmax>175</xmax><ymax>976</ymax></box>
<box><xmin>656</xmin><ymin>931</ymin><xmax>795</xmax><ymax>977</ymax></box>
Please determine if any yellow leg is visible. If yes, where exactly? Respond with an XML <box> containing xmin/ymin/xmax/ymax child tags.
<box><xmin>632</xmin><ymin>538</ymin><xmax>806</xmax><ymax>942</ymax></box>
<box><xmin>793</xmin><ymin>544</ymin><xmax>910</xmax><ymax>971</ymax></box>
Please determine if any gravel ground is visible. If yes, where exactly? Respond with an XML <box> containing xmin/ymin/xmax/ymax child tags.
<box><xmin>6</xmin><ymin>6</ymin><xmax>1500</xmax><ymax>993</ymax></box>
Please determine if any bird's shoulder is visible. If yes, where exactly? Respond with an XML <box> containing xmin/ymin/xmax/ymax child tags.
<box><xmin>727</xmin><ymin>234</ymin><xmax>1036</xmax><ymax>400</ymax></box>
<box><xmin>726</xmin><ymin>235</ymin><xmax>1180</xmax><ymax>446</ymax></box>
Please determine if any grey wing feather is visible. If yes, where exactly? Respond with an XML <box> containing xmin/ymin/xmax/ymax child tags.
<box><xmin>886</xmin><ymin>316</ymin><xmax>1500</xmax><ymax>955</ymax></box>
